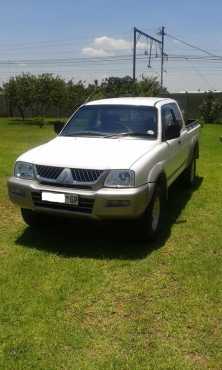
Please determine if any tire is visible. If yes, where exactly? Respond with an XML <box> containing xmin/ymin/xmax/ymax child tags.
<box><xmin>21</xmin><ymin>208</ymin><xmax>47</xmax><ymax>228</ymax></box>
<box><xmin>139</xmin><ymin>184</ymin><xmax>165</xmax><ymax>241</ymax></box>
<box><xmin>183</xmin><ymin>157</ymin><xmax>196</xmax><ymax>187</ymax></box>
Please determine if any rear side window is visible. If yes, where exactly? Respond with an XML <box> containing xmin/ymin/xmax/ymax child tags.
<box><xmin>170</xmin><ymin>103</ymin><xmax>183</xmax><ymax>128</ymax></box>
<box><xmin>161</xmin><ymin>104</ymin><xmax>182</xmax><ymax>140</ymax></box>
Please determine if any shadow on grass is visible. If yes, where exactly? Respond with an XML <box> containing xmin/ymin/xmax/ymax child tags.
<box><xmin>16</xmin><ymin>176</ymin><xmax>203</xmax><ymax>260</ymax></box>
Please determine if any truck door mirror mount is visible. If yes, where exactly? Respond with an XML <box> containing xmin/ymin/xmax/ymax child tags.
<box><xmin>54</xmin><ymin>121</ymin><xmax>65</xmax><ymax>135</ymax></box>
<box><xmin>165</xmin><ymin>123</ymin><xmax>181</xmax><ymax>140</ymax></box>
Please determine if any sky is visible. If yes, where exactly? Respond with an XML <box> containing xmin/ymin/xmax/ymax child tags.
<box><xmin>1</xmin><ymin>0</ymin><xmax>222</xmax><ymax>91</ymax></box>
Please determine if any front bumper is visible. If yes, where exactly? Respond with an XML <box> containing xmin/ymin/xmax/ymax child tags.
<box><xmin>7</xmin><ymin>177</ymin><xmax>154</xmax><ymax>220</ymax></box>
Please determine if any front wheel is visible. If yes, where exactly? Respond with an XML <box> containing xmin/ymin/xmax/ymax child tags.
<box><xmin>139</xmin><ymin>185</ymin><xmax>165</xmax><ymax>241</ymax></box>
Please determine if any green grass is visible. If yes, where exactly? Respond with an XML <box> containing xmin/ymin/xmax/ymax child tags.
<box><xmin>0</xmin><ymin>118</ymin><xmax>221</xmax><ymax>369</ymax></box>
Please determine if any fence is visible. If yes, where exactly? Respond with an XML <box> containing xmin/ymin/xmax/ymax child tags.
<box><xmin>1</xmin><ymin>91</ymin><xmax>222</xmax><ymax>119</ymax></box>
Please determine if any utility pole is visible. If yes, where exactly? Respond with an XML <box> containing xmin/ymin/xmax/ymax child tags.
<box><xmin>133</xmin><ymin>27</ymin><xmax>162</xmax><ymax>82</ymax></box>
<box><xmin>160</xmin><ymin>26</ymin><xmax>165</xmax><ymax>90</ymax></box>
<box><xmin>132</xmin><ymin>26</ymin><xmax>167</xmax><ymax>89</ymax></box>
<box><xmin>133</xmin><ymin>27</ymin><xmax>137</xmax><ymax>81</ymax></box>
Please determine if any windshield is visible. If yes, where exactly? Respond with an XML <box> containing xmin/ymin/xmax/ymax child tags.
<box><xmin>61</xmin><ymin>104</ymin><xmax>158</xmax><ymax>138</ymax></box>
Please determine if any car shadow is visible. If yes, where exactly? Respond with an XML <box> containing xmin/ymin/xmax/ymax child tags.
<box><xmin>15</xmin><ymin>176</ymin><xmax>203</xmax><ymax>260</ymax></box>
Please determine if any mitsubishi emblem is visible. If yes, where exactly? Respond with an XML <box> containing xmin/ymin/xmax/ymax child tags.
<box><xmin>57</xmin><ymin>168</ymin><xmax>73</xmax><ymax>185</ymax></box>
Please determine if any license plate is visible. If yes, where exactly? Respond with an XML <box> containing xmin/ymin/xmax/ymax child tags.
<box><xmin>42</xmin><ymin>192</ymin><xmax>65</xmax><ymax>203</ymax></box>
<box><xmin>42</xmin><ymin>192</ymin><xmax>78</xmax><ymax>206</ymax></box>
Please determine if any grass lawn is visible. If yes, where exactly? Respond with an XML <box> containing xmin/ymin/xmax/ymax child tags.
<box><xmin>0</xmin><ymin>118</ymin><xmax>221</xmax><ymax>369</ymax></box>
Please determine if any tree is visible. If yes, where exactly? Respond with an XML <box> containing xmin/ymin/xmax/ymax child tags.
<box><xmin>2</xmin><ymin>73</ymin><xmax>168</xmax><ymax>120</ymax></box>
<box><xmin>199</xmin><ymin>92</ymin><xmax>222</xmax><ymax>123</ymax></box>
<box><xmin>49</xmin><ymin>76</ymin><xmax>67</xmax><ymax>118</ymax></box>
<box><xmin>98</xmin><ymin>75</ymin><xmax>166</xmax><ymax>99</ymax></box>
<box><xmin>4</xmin><ymin>74</ymin><xmax>36</xmax><ymax>119</ymax></box>
<box><xmin>135</xmin><ymin>76</ymin><xmax>167</xmax><ymax>96</ymax></box>
<box><xmin>65</xmin><ymin>80</ymin><xmax>87</xmax><ymax>114</ymax></box>
<box><xmin>3</xmin><ymin>78</ymin><xmax>17</xmax><ymax>117</ymax></box>
<box><xmin>100</xmin><ymin>76</ymin><xmax>134</xmax><ymax>97</ymax></box>
<box><xmin>35</xmin><ymin>74</ymin><xmax>55</xmax><ymax>118</ymax></box>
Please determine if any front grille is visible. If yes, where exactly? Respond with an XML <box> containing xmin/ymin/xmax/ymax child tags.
<box><xmin>36</xmin><ymin>165</ymin><xmax>63</xmax><ymax>179</ymax></box>
<box><xmin>32</xmin><ymin>192</ymin><xmax>94</xmax><ymax>214</ymax></box>
<box><xmin>71</xmin><ymin>169</ymin><xmax>103</xmax><ymax>183</ymax></box>
<box><xmin>35</xmin><ymin>165</ymin><xmax>103</xmax><ymax>183</ymax></box>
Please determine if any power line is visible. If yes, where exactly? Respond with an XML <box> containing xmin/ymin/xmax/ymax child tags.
<box><xmin>166</xmin><ymin>32</ymin><xmax>222</xmax><ymax>59</ymax></box>
<box><xmin>1</xmin><ymin>53</ymin><xmax>222</xmax><ymax>66</ymax></box>
<box><xmin>184</xmin><ymin>58</ymin><xmax>215</xmax><ymax>90</ymax></box>
<box><xmin>2</xmin><ymin>31</ymin><xmax>222</xmax><ymax>91</ymax></box>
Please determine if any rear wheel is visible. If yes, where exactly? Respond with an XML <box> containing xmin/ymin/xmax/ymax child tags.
<box><xmin>183</xmin><ymin>157</ymin><xmax>196</xmax><ymax>186</ymax></box>
<box><xmin>139</xmin><ymin>184</ymin><xmax>165</xmax><ymax>241</ymax></box>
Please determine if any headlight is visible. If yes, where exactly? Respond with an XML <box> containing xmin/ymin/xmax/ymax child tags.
<box><xmin>104</xmin><ymin>170</ymin><xmax>135</xmax><ymax>188</ymax></box>
<box><xmin>14</xmin><ymin>161</ymin><xmax>34</xmax><ymax>180</ymax></box>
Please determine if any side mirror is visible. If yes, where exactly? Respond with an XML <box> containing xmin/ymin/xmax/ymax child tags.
<box><xmin>186</xmin><ymin>119</ymin><xmax>196</xmax><ymax>126</ymax></box>
<box><xmin>165</xmin><ymin>123</ymin><xmax>180</xmax><ymax>140</ymax></box>
<box><xmin>54</xmin><ymin>121</ymin><xmax>65</xmax><ymax>135</ymax></box>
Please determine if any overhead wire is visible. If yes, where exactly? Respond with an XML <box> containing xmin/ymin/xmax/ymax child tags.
<box><xmin>166</xmin><ymin>32</ymin><xmax>222</xmax><ymax>59</ymax></box>
<box><xmin>1</xmin><ymin>31</ymin><xmax>222</xmax><ymax>88</ymax></box>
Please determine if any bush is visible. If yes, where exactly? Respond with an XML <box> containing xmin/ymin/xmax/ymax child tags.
<box><xmin>199</xmin><ymin>92</ymin><xmax>222</xmax><ymax>123</ymax></box>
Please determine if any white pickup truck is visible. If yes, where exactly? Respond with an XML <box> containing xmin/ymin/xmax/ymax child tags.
<box><xmin>8</xmin><ymin>97</ymin><xmax>200</xmax><ymax>239</ymax></box>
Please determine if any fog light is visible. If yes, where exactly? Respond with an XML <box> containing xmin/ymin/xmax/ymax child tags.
<box><xmin>106</xmin><ymin>200</ymin><xmax>130</xmax><ymax>207</ymax></box>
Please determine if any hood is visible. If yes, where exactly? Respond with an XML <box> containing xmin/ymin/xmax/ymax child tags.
<box><xmin>17</xmin><ymin>136</ymin><xmax>158</xmax><ymax>170</ymax></box>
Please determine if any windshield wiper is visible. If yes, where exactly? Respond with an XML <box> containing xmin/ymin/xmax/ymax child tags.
<box><xmin>105</xmin><ymin>132</ymin><xmax>154</xmax><ymax>138</ymax></box>
<box><xmin>62</xmin><ymin>131</ymin><xmax>107</xmax><ymax>137</ymax></box>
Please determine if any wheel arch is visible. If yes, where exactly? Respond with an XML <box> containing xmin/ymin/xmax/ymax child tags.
<box><xmin>194</xmin><ymin>141</ymin><xmax>199</xmax><ymax>159</ymax></box>
<box><xmin>187</xmin><ymin>140</ymin><xmax>199</xmax><ymax>168</ymax></box>
<box><xmin>148</xmin><ymin>168</ymin><xmax>168</xmax><ymax>201</ymax></box>
<box><xmin>155</xmin><ymin>172</ymin><xmax>168</xmax><ymax>201</ymax></box>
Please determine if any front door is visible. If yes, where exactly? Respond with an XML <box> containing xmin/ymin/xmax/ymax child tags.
<box><xmin>161</xmin><ymin>104</ymin><xmax>184</xmax><ymax>183</ymax></box>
